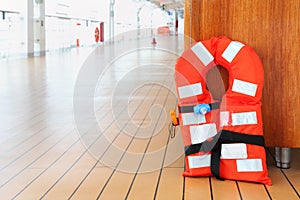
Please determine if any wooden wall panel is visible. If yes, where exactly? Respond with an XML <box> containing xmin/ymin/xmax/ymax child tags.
<box><xmin>185</xmin><ymin>0</ymin><xmax>300</xmax><ymax>147</ymax></box>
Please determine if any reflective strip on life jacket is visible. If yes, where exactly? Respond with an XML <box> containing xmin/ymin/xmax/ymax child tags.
<box><xmin>220</xmin><ymin>111</ymin><xmax>258</xmax><ymax>127</ymax></box>
<box><xmin>220</xmin><ymin>111</ymin><xmax>230</xmax><ymax>126</ymax></box>
<box><xmin>190</xmin><ymin>123</ymin><xmax>217</xmax><ymax>144</ymax></box>
<box><xmin>174</xmin><ymin>36</ymin><xmax>271</xmax><ymax>185</ymax></box>
<box><xmin>221</xmin><ymin>143</ymin><xmax>248</xmax><ymax>159</ymax></box>
<box><xmin>178</xmin><ymin>83</ymin><xmax>203</xmax><ymax>99</ymax></box>
<box><xmin>236</xmin><ymin>159</ymin><xmax>263</xmax><ymax>172</ymax></box>
<box><xmin>191</xmin><ymin>42</ymin><xmax>214</xmax><ymax>66</ymax></box>
<box><xmin>221</xmin><ymin>41</ymin><xmax>245</xmax><ymax>63</ymax></box>
<box><xmin>232</xmin><ymin>79</ymin><xmax>258</xmax><ymax>97</ymax></box>
<box><xmin>231</xmin><ymin>111</ymin><xmax>258</xmax><ymax>126</ymax></box>
<box><xmin>181</xmin><ymin>113</ymin><xmax>206</xmax><ymax>125</ymax></box>
<box><xmin>188</xmin><ymin>154</ymin><xmax>211</xmax><ymax>169</ymax></box>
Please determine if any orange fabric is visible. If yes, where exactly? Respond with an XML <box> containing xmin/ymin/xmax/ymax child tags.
<box><xmin>174</xmin><ymin>36</ymin><xmax>271</xmax><ymax>185</ymax></box>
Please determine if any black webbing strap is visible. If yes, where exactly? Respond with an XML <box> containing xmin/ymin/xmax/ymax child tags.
<box><xmin>211</xmin><ymin>143</ymin><xmax>222</xmax><ymax>180</ymax></box>
<box><xmin>218</xmin><ymin>130</ymin><xmax>265</xmax><ymax>146</ymax></box>
<box><xmin>179</xmin><ymin>102</ymin><xmax>220</xmax><ymax>113</ymax></box>
<box><xmin>184</xmin><ymin>130</ymin><xmax>265</xmax><ymax>180</ymax></box>
<box><xmin>184</xmin><ymin>140</ymin><xmax>215</xmax><ymax>155</ymax></box>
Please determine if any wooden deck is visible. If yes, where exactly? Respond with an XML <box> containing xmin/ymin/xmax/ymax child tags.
<box><xmin>0</xmin><ymin>36</ymin><xmax>299</xmax><ymax>200</ymax></box>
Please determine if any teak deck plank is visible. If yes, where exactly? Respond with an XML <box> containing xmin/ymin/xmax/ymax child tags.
<box><xmin>154</xmin><ymin>168</ymin><xmax>184</xmax><ymax>200</ymax></box>
<box><xmin>211</xmin><ymin>179</ymin><xmax>241</xmax><ymax>200</ymax></box>
<box><xmin>184</xmin><ymin>177</ymin><xmax>211</xmax><ymax>200</ymax></box>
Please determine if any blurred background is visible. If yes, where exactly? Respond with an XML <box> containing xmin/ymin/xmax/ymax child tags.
<box><xmin>0</xmin><ymin>0</ymin><xmax>184</xmax><ymax>59</ymax></box>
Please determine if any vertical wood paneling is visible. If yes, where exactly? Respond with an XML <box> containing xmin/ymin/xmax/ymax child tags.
<box><xmin>185</xmin><ymin>0</ymin><xmax>300</xmax><ymax>147</ymax></box>
<box><xmin>184</xmin><ymin>0</ymin><xmax>191</xmax><ymax>38</ymax></box>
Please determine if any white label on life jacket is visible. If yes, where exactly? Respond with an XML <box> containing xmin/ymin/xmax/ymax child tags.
<box><xmin>190</xmin><ymin>123</ymin><xmax>217</xmax><ymax>144</ymax></box>
<box><xmin>191</xmin><ymin>42</ymin><xmax>214</xmax><ymax>66</ymax></box>
<box><xmin>232</xmin><ymin>79</ymin><xmax>258</xmax><ymax>97</ymax></box>
<box><xmin>221</xmin><ymin>41</ymin><xmax>245</xmax><ymax>63</ymax></box>
<box><xmin>220</xmin><ymin>111</ymin><xmax>230</xmax><ymax>126</ymax></box>
<box><xmin>182</xmin><ymin>113</ymin><xmax>206</xmax><ymax>125</ymax></box>
<box><xmin>221</xmin><ymin>143</ymin><xmax>247</xmax><ymax>159</ymax></box>
<box><xmin>232</xmin><ymin>111</ymin><xmax>257</xmax><ymax>126</ymax></box>
<box><xmin>178</xmin><ymin>83</ymin><xmax>202</xmax><ymax>99</ymax></box>
<box><xmin>236</xmin><ymin>159</ymin><xmax>263</xmax><ymax>172</ymax></box>
<box><xmin>188</xmin><ymin>154</ymin><xmax>211</xmax><ymax>169</ymax></box>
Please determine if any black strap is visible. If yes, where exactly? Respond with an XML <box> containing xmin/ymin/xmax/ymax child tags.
<box><xmin>179</xmin><ymin>102</ymin><xmax>220</xmax><ymax>113</ymax></box>
<box><xmin>184</xmin><ymin>130</ymin><xmax>265</xmax><ymax>180</ymax></box>
<box><xmin>184</xmin><ymin>130</ymin><xmax>265</xmax><ymax>156</ymax></box>
<box><xmin>211</xmin><ymin>142</ymin><xmax>223</xmax><ymax>180</ymax></box>
<box><xmin>184</xmin><ymin>139</ymin><xmax>216</xmax><ymax>155</ymax></box>
<box><xmin>218</xmin><ymin>130</ymin><xmax>265</xmax><ymax>146</ymax></box>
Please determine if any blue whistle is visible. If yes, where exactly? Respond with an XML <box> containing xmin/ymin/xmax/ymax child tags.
<box><xmin>193</xmin><ymin>104</ymin><xmax>211</xmax><ymax>115</ymax></box>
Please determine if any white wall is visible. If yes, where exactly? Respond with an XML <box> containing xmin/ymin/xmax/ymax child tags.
<box><xmin>0</xmin><ymin>1</ymin><xmax>27</xmax><ymax>58</ymax></box>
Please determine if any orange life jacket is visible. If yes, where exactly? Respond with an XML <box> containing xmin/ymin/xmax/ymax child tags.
<box><xmin>174</xmin><ymin>36</ymin><xmax>272</xmax><ymax>185</ymax></box>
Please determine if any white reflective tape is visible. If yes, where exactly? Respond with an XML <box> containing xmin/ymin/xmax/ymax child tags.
<box><xmin>222</xmin><ymin>41</ymin><xmax>245</xmax><ymax>63</ymax></box>
<box><xmin>221</xmin><ymin>143</ymin><xmax>247</xmax><ymax>159</ymax></box>
<box><xmin>190</xmin><ymin>123</ymin><xmax>217</xmax><ymax>144</ymax></box>
<box><xmin>232</xmin><ymin>79</ymin><xmax>258</xmax><ymax>97</ymax></box>
<box><xmin>220</xmin><ymin>111</ymin><xmax>229</xmax><ymax>126</ymax></box>
<box><xmin>188</xmin><ymin>154</ymin><xmax>211</xmax><ymax>169</ymax></box>
<box><xmin>178</xmin><ymin>83</ymin><xmax>202</xmax><ymax>99</ymax></box>
<box><xmin>236</xmin><ymin>159</ymin><xmax>263</xmax><ymax>172</ymax></box>
<box><xmin>191</xmin><ymin>42</ymin><xmax>214</xmax><ymax>66</ymax></box>
<box><xmin>182</xmin><ymin>113</ymin><xmax>206</xmax><ymax>125</ymax></box>
<box><xmin>232</xmin><ymin>111</ymin><xmax>257</xmax><ymax>126</ymax></box>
